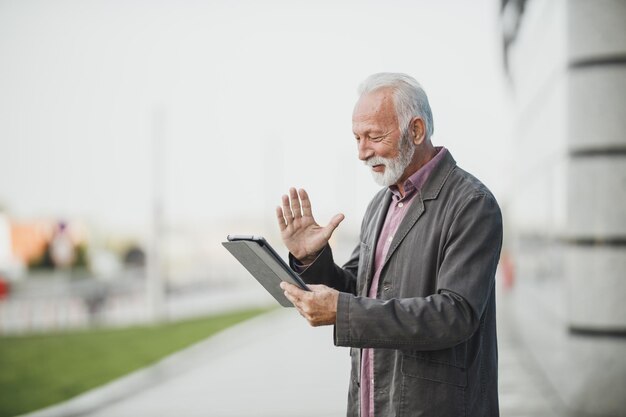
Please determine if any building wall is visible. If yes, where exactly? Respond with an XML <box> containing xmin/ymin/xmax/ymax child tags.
<box><xmin>565</xmin><ymin>0</ymin><xmax>626</xmax><ymax>333</ymax></box>
<box><xmin>502</xmin><ymin>0</ymin><xmax>626</xmax><ymax>415</ymax></box>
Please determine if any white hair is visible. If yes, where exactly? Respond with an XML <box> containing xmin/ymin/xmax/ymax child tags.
<box><xmin>357</xmin><ymin>72</ymin><xmax>434</xmax><ymax>140</ymax></box>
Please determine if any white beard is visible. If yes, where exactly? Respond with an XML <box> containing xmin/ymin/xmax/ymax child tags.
<box><xmin>365</xmin><ymin>130</ymin><xmax>415</xmax><ymax>187</ymax></box>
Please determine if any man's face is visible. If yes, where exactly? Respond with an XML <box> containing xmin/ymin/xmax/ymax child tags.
<box><xmin>352</xmin><ymin>89</ymin><xmax>414</xmax><ymax>187</ymax></box>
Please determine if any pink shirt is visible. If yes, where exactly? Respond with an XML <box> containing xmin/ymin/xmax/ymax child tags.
<box><xmin>360</xmin><ymin>147</ymin><xmax>447</xmax><ymax>417</ymax></box>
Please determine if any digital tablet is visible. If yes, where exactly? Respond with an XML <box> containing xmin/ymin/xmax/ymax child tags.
<box><xmin>222</xmin><ymin>235</ymin><xmax>310</xmax><ymax>307</ymax></box>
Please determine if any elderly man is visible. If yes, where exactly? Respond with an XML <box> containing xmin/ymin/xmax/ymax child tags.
<box><xmin>277</xmin><ymin>73</ymin><xmax>502</xmax><ymax>417</ymax></box>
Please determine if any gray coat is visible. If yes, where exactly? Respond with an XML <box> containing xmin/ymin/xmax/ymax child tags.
<box><xmin>295</xmin><ymin>151</ymin><xmax>502</xmax><ymax>417</ymax></box>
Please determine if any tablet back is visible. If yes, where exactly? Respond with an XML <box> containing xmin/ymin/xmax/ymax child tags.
<box><xmin>222</xmin><ymin>240</ymin><xmax>296</xmax><ymax>307</ymax></box>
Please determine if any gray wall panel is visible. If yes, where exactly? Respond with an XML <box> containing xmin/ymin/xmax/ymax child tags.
<box><xmin>566</xmin><ymin>245</ymin><xmax>626</xmax><ymax>328</ymax></box>
<box><xmin>567</xmin><ymin>157</ymin><xmax>626</xmax><ymax>238</ymax></box>
<box><xmin>568</xmin><ymin>0</ymin><xmax>626</xmax><ymax>61</ymax></box>
<box><xmin>569</xmin><ymin>66</ymin><xmax>626</xmax><ymax>151</ymax></box>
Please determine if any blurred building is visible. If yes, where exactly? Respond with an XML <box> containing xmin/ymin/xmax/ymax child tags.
<box><xmin>501</xmin><ymin>0</ymin><xmax>626</xmax><ymax>415</ymax></box>
<box><xmin>0</xmin><ymin>215</ymin><xmax>89</xmax><ymax>280</ymax></box>
<box><xmin>0</xmin><ymin>214</ymin><xmax>50</xmax><ymax>279</ymax></box>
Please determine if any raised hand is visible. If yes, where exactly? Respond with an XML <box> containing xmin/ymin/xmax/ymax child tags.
<box><xmin>276</xmin><ymin>187</ymin><xmax>344</xmax><ymax>263</ymax></box>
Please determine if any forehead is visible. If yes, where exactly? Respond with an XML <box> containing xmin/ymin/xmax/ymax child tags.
<box><xmin>352</xmin><ymin>88</ymin><xmax>398</xmax><ymax>133</ymax></box>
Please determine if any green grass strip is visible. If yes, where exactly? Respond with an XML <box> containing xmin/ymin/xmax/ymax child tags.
<box><xmin>0</xmin><ymin>307</ymin><xmax>272</xmax><ymax>417</ymax></box>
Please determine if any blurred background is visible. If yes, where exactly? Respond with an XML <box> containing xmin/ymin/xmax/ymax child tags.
<box><xmin>0</xmin><ymin>0</ymin><xmax>624</xmax><ymax>416</ymax></box>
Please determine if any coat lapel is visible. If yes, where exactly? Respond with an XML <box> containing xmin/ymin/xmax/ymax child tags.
<box><xmin>380</xmin><ymin>151</ymin><xmax>458</xmax><ymax>271</ymax></box>
<box><xmin>382</xmin><ymin>195</ymin><xmax>425</xmax><ymax>267</ymax></box>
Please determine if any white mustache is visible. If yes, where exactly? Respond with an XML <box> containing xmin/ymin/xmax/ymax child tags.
<box><xmin>365</xmin><ymin>156</ymin><xmax>392</xmax><ymax>167</ymax></box>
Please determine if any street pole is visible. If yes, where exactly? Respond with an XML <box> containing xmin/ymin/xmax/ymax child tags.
<box><xmin>147</xmin><ymin>106</ymin><xmax>166</xmax><ymax>323</ymax></box>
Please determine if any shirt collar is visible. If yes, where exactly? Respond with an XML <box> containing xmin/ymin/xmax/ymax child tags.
<box><xmin>389</xmin><ymin>147</ymin><xmax>447</xmax><ymax>201</ymax></box>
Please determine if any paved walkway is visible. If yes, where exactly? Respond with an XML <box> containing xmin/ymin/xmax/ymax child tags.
<box><xmin>24</xmin><ymin>309</ymin><xmax>350</xmax><ymax>417</ymax></box>
<box><xmin>497</xmin><ymin>291</ymin><xmax>565</xmax><ymax>417</ymax></box>
<box><xmin>23</xmin><ymin>294</ymin><xmax>565</xmax><ymax>417</ymax></box>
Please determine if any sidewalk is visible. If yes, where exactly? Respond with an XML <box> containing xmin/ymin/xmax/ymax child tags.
<box><xmin>497</xmin><ymin>291</ymin><xmax>565</xmax><ymax>417</ymax></box>
<box><xmin>23</xmin><ymin>309</ymin><xmax>350</xmax><ymax>417</ymax></box>
<box><xmin>22</xmin><ymin>295</ymin><xmax>565</xmax><ymax>417</ymax></box>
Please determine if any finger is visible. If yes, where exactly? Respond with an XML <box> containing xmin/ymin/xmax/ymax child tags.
<box><xmin>307</xmin><ymin>284</ymin><xmax>329</xmax><ymax>292</ymax></box>
<box><xmin>294</xmin><ymin>305</ymin><xmax>308</xmax><ymax>320</ymax></box>
<box><xmin>276</xmin><ymin>206</ymin><xmax>287</xmax><ymax>231</ymax></box>
<box><xmin>281</xmin><ymin>281</ymin><xmax>303</xmax><ymax>300</ymax></box>
<box><xmin>285</xmin><ymin>292</ymin><xmax>306</xmax><ymax>316</ymax></box>
<box><xmin>299</xmin><ymin>188</ymin><xmax>313</xmax><ymax>217</ymax></box>
<box><xmin>282</xmin><ymin>194</ymin><xmax>293</xmax><ymax>223</ymax></box>
<box><xmin>289</xmin><ymin>187</ymin><xmax>302</xmax><ymax>218</ymax></box>
<box><xmin>324</xmin><ymin>213</ymin><xmax>345</xmax><ymax>237</ymax></box>
<box><xmin>283</xmin><ymin>290</ymin><xmax>299</xmax><ymax>306</ymax></box>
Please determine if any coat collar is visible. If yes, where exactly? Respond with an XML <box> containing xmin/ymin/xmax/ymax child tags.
<box><xmin>419</xmin><ymin>149</ymin><xmax>457</xmax><ymax>201</ymax></box>
<box><xmin>377</xmin><ymin>150</ymin><xmax>457</xmax><ymax>273</ymax></box>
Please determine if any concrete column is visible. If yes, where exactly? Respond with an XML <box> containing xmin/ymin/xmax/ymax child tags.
<box><xmin>565</xmin><ymin>0</ymin><xmax>626</xmax><ymax>333</ymax></box>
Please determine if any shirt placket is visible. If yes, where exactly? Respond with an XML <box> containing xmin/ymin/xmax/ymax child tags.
<box><xmin>362</xmin><ymin>193</ymin><xmax>415</xmax><ymax>417</ymax></box>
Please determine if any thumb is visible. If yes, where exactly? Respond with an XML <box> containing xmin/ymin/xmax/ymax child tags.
<box><xmin>324</xmin><ymin>213</ymin><xmax>344</xmax><ymax>236</ymax></box>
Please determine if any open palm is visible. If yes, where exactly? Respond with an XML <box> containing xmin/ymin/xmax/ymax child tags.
<box><xmin>276</xmin><ymin>188</ymin><xmax>344</xmax><ymax>263</ymax></box>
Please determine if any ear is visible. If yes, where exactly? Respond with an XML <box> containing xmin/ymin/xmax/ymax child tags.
<box><xmin>410</xmin><ymin>117</ymin><xmax>426</xmax><ymax>145</ymax></box>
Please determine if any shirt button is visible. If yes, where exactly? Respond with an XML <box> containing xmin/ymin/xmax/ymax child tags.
<box><xmin>398</xmin><ymin>202</ymin><xmax>404</xmax><ymax>207</ymax></box>
<box><xmin>388</xmin><ymin>236</ymin><xmax>393</xmax><ymax>242</ymax></box>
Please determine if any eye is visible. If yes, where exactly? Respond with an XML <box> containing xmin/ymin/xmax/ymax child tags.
<box><xmin>369</xmin><ymin>135</ymin><xmax>384</xmax><ymax>142</ymax></box>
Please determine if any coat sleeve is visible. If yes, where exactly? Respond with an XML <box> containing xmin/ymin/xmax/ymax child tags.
<box><xmin>333</xmin><ymin>193</ymin><xmax>503</xmax><ymax>350</ymax></box>
<box><xmin>289</xmin><ymin>242</ymin><xmax>359</xmax><ymax>295</ymax></box>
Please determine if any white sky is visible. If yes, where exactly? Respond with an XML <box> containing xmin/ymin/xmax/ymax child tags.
<box><xmin>0</xmin><ymin>0</ymin><xmax>512</xmax><ymax>238</ymax></box>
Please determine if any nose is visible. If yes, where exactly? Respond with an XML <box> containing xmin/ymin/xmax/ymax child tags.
<box><xmin>357</xmin><ymin>139</ymin><xmax>374</xmax><ymax>161</ymax></box>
